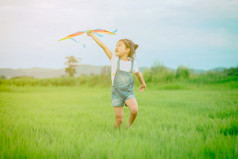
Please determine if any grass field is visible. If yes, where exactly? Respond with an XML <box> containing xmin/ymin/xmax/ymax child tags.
<box><xmin>0</xmin><ymin>84</ymin><xmax>237</xmax><ymax>159</ymax></box>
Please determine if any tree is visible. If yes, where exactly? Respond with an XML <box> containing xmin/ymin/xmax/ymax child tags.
<box><xmin>224</xmin><ymin>65</ymin><xmax>238</xmax><ymax>76</ymax></box>
<box><xmin>0</xmin><ymin>75</ymin><xmax>6</xmax><ymax>79</ymax></box>
<box><xmin>176</xmin><ymin>65</ymin><xmax>191</xmax><ymax>79</ymax></box>
<box><xmin>101</xmin><ymin>65</ymin><xmax>111</xmax><ymax>75</ymax></box>
<box><xmin>151</xmin><ymin>61</ymin><xmax>166</xmax><ymax>74</ymax></box>
<box><xmin>150</xmin><ymin>61</ymin><xmax>176</xmax><ymax>82</ymax></box>
<box><xmin>64</xmin><ymin>56</ymin><xmax>81</xmax><ymax>77</ymax></box>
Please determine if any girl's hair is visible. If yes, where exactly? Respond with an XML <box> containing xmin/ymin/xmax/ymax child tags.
<box><xmin>119</xmin><ymin>39</ymin><xmax>139</xmax><ymax>60</ymax></box>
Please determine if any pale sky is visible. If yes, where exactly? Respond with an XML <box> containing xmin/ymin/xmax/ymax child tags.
<box><xmin>0</xmin><ymin>0</ymin><xmax>238</xmax><ymax>70</ymax></box>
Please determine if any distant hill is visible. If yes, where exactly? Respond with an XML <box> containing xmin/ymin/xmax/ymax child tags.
<box><xmin>209</xmin><ymin>67</ymin><xmax>226</xmax><ymax>72</ymax></box>
<box><xmin>191</xmin><ymin>67</ymin><xmax>226</xmax><ymax>74</ymax></box>
<box><xmin>0</xmin><ymin>65</ymin><xmax>103</xmax><ymax>79</ymax></box>
<box><xmin>0</xmin><ymin>65</ymin><xmax>227</xmax><ymax>79</ymax></box>
<box><xmin>191</xmin><ymin>69</ymin><xmax>207</xmax><ymax>74</ymax></box>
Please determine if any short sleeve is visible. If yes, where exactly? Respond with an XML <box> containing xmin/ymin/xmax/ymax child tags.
<box><xmin>132</xmin><ymin>61</ymin><xmax>139</xmax><ymax>73</ymax></box>
<box><xmin>110</xmin><ymin>54</ymin><xmax>118</xmax><ymax>64</ymax></box>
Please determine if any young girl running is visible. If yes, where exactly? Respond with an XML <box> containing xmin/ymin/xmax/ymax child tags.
<box><xmin>87</xmin><ymin>31</ymin><xmax>146</xmax><ymax>129</ymax></box>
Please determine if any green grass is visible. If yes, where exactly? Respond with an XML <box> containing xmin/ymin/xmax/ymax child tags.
<box><xmin>0</xmin><ymin>84</ymin><xmax>237</xmax><ymax>159</ymax></box>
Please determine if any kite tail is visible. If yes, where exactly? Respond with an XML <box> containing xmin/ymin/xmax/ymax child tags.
<box><xmin>94</xmin><ymin>33</ymin><xmax>104</xmax><ymax>37</ymax></box>
<box><xmin>112</xmin><ymin>29</ymin><xmax>118</xmax><ymax>33</ymax></box>
<box><xmin>71</xmin><ymin>38</ymin><xmax>86</xmax><ymax>48</ymax></box>
<box><xmin>70</xmin><ymin>38</ymin><xmax>79</xmax><ymax>43</ymax></box>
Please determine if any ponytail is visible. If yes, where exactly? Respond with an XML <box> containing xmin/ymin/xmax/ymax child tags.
<box><xmin>119</xmin><ymin>39</ymin><xmax>139</xmax><ymax>60</ymax></box>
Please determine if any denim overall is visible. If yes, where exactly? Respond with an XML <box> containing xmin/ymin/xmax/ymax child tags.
<box><xmin>111</xmin><ymin>58</ymin><xmax>136</xmax><ymax>107</ymax></box>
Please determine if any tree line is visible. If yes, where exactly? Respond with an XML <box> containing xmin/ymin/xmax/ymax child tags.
<box><xmin>0</xmin><ymin>56</ymin><xmax>237</xmax><ymax>88</ymax></box>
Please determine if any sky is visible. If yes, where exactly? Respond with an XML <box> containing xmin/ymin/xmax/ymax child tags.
<box><xmin>0</xmin><ymin>0</ymin><xmax>238</xmax><ymax>70</ymax></box>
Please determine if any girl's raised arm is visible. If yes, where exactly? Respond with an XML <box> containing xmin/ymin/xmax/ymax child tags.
<box><xmin>87</xmin><ymin>31</ymin><xmax>113</xmax><ymax>60</ymax></box>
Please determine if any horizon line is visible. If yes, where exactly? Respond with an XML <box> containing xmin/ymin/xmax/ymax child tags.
<box><xmin>0</xmin><ymin>64</ymin><xmax>237</xmax><ymax>71</ymax></box>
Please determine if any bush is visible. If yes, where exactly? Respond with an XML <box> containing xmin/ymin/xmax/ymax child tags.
<box><xmin>224</xmin><ymin>66</ymin><xmax>238</xmax><ymax>76</ymax></box>
<box><xmin>11</xmin><ymin>76</ymin><xmax>34</xmax><ymax>79</ymax></box>
<box><xmin>0</xmin><ymin>75</ymin><xmax>6</xmax><ymax>79</ymax></box>
<box><xmin>149</xmin><ymin>62</ymin><xmax>176</xmax><ymax>83</ymax></box>
<box><xmin>176</xmin><ymin>65</ymin><xmax>191</xmax><ymax>79</ymax></box>
<box><xmin>1</xmin><ymin>65</ymin><xmax>237</xmax><ymax>88</ymax></box>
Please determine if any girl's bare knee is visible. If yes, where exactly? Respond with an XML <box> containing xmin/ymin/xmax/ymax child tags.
<box><xmin>130</xmin><ymin>108</ymin><xmax>138</xmax><ymax>116</ymax></box>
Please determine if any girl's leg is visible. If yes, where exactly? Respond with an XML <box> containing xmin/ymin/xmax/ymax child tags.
<box><xmin>125</xmin><ymin>98</ymin><xmax>138</xmax><ymax>128</ymax></box>
<box><xmin>113</xmin><ymin>106</ymin><xmax>124</xmax><ymax>129</ymax></box>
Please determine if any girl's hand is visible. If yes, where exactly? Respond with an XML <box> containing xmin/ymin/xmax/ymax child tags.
<box><xmin>139</xmin><ymin>84</ymin><xmax>146</xmax><ymax>92</ymax></box>
<box><xmin>87</xmin><ymin>30</ymin><xmax>93</xmax><ymax>37</ymax></box>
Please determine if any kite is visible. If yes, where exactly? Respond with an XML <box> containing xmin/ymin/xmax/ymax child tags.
<box><xmin>58</xmin><ymin>29</ymin><xmax>118</xmax><ymax>48</ymax></box>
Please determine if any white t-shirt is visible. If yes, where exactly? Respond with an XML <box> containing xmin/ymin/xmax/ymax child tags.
<box><xmin>110</xmin><ymin>54</ymin><xmax>139</xmax><ymax>84</ymax></box>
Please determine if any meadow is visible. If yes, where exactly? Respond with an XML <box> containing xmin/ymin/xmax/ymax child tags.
<box><xmin>0</xmin><ymin>81</ymin><xmax>237</xmax><ymax>158</ymax></box>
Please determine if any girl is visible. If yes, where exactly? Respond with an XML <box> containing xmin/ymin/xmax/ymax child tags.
<box><xmin>87</xmin><ymin>31</ymin><xmax>146</xmax><ymax>129</ymax></box>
